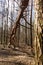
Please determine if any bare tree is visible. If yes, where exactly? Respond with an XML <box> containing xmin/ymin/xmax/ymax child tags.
<box><xmin>9</xmin><ymin>0</ymin><xmax>29</xmax><ymax>47</ymax></box>
<box><xmin>30</xmin><ymin>0</ymin><xmax>33</xmax><ymax>48</ymax></box>
<box><xmin>25</xmin><ymin>11</ymin><xmax>27</xmax><ymax>45</ymax></box>
<box><xmin>6</xmin><ymin>0</ymin><xmax>9</xmax><ymax>45</ymax></box>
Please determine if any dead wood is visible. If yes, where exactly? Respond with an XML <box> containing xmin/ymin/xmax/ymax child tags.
<box><xmin>10</xmin><ymin>0</ymin><xmax>29</xmax><ymax>47</ymax></box>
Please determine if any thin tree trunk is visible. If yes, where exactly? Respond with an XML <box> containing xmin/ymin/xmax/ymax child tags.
<box><xmin>1</xmin><ymin>1</ymin><xmax>3</xmax><ymax>44</ymax></box>
<box><xmin>30</xmin><ymin>0</ymin><xmax>33</xmax><ymax>48</ymax></box>
<box><xmin>25</xmin><ymin>12</ymin><xmax>27</xmax><ymax>44</ymax></box>
<box><xmin>6</xmin><ymin>0</ymin><xmax>9</xmax><ymax>45</ymax></box>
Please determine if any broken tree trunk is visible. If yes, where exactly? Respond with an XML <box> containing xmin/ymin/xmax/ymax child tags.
<box><xmin>9</xmin><ymin>0</ymin><xmax>29</xmax><ymax>47</ymax></box>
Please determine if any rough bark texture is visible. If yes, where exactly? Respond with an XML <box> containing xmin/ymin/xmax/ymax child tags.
<box><xmin>33</xmin><ymin>0</ymin><xmax>43</xmax><ymax>65</ymax></box>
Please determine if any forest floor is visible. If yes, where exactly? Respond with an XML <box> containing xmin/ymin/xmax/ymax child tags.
<box><xmin>0</xmin><ymin>44</ymin><xmax>35</xmax><ymax>65</ymax></box>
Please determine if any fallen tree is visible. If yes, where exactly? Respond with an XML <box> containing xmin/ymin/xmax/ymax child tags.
<box><xmin>9</xmin><ymin>0</ymin><xmax>29</xmax><ymax>48</ymax></box>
